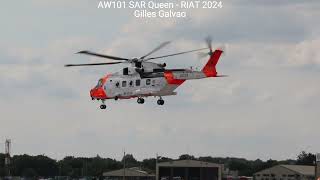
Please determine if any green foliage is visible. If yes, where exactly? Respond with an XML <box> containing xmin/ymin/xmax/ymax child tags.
<box><xmin>122</xmin><ymin>154</ymin><xmax>139</xmax><ymax>168</ymax></box>
<box><xmin>179</xmin><ymin>154</ymin><xmax>196</xmax><ymax>160</ymax></box>
<box><xmin>296</xmin><ymin>151</ymin><xmax>316</xmax><ymax>166</ymax></box>
<box><xmin>12</xmin><ymin>154</ymin><xmax>58</xmax><ymax>177</ymax></box>
<box><xmin>58</xmin><ymin>155</ymin><xmax>122</xmax><ymax>177</ymax></box>
<box><xmin>141</xmin><ymin>158</ymin><xmax>156</xmax><ymax>171</ymax></box>
<box><xmin>157</xmin><ymin>156</ymin><xmax>173</xmax><ymax>163</ymax></box>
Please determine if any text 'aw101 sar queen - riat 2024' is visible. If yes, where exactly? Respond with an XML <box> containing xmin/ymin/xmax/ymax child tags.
<box><xmin>65</xmin><ymin>37</ymin><xmax>227</xmax><ymax>110</ymax></box>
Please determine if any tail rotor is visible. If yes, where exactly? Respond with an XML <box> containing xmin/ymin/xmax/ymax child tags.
<box><xmin>205</xmin><ymin>36</ymin><xmax>213</xmax><ymax>54</ymax></box>
<box><xmin>198</xmin><ymin>36</ymin><xmax>226</xmax><ymax>59</ymax></box>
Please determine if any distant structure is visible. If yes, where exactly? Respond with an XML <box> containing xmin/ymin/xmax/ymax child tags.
<box><xmin>156</xmin><ymin>159</ymin><xmax>223</xmax><ymax>180</ymax></box>
<box><xmin>223</xmin><ymin>167</ymin><xmax>239</xmax><ymax>180</ymax></box>
<box><xmin>253</xmin><ymin>165</ymin><xmax>315</xmax><ymax>180</ymax></box>
<box><xmin>103</xmin><ymin>167</ymin><xmax>155</xmax><ymax>180</ymax></box>
<box><xmin>5</xmin><ymin>139</ymin><xmax>11</xmax><ymax>176</ymax></box>
<box><xmin>316</xmin><ymin>153</ymin><xmax>320</xmax><ymax>180</ymax></box>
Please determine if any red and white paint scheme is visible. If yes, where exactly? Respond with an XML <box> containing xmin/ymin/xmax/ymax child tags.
<box><xmin>66</xmin><ymin>38</ymin><xmax>226</xmax><ymax>109</ymax></box>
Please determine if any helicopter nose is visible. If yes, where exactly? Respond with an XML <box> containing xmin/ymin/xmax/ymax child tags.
<box><xmin>90</xmin><ymin>87</ymin><xmax>107</xmax><ymax>100</ymax></box>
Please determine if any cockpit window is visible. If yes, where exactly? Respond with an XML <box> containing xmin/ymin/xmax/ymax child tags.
<box><xmin>96</xmin><ymin>79</ymin><xmax>103</xmax><ymax>88</ymax></box>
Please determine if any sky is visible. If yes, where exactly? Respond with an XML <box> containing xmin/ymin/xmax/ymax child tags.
<box><xmin>0</xmin><ymin>0</ymin><xmax>319</xmax><ymax>161</ymax></box>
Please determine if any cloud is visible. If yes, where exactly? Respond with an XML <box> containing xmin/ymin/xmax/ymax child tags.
<box><xmin>287</xmin><ymin>38</ymin><xmax>320</xmax><ymax>66</ymax></box>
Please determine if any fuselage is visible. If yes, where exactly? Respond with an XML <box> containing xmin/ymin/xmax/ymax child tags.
<box><xmin>90</xmin><ymin>69</ymin><xmax>207</xmax><ymax>100</ymax></box>
<box><xmin>90</xmin><ymin>49</ymin><xmax>223</xmax><ymax>101</ymax></box>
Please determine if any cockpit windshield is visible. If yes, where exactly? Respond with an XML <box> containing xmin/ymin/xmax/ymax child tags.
<box><xmin>95</xmin><ymin>79</ymin><xmax>103</xmax><ymax>88</ymax></box>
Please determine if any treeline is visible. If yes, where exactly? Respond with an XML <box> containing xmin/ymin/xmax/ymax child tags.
<box><xmin>0</xmin><ymin>151</ymin><xmax>315</xmax><ymax>178</ymax></box>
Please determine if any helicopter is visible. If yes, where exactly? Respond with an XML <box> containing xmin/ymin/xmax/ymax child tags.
<box><xmin>65</xmin><ymin>37</ymin><xmax>225</xmax><ymax>109</ymax></box>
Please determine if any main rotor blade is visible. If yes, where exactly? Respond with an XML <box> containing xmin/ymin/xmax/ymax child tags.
<box><xmin>65</xmin><ymin>62</ymin><xmax>122</xmax><ymax>67</ymax></box>
<box><xmin>198</xmin><ymin>52</ymin><xmax>209</xmax><ymax>59</ymax></box>
<box><xmin>144</xmin><ymin>48</ymin><xmax>208</xmax><ymax>61</ymax></box>
<box><xmin>140</xmin><ymin>41</ymin><xmax>171</xmax><ymax>59</ymax></box>
<box><xmin>77</xmin><ymin>51</ymin><xmax>129</xmax><ymax>61</ymax></box>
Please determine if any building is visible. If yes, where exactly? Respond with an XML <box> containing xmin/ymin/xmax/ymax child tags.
<box><xmin>253</xmin><ymin>165</ymin><xmax>315</xmax><ymax>180</ymax></box>
<box><xmin>103</xmin><ymin>167</ymin><xmax>155</xmax><ymax>180</ymax></box>
<box><xmin>156</xmin><ymin>160</ymin><xmax>223</xmax><ymax>180</ymax></box>
<box><xmin>223</xmin><ymin>167</ymin><xmax>239</xmax><ymax>180</ymax></box>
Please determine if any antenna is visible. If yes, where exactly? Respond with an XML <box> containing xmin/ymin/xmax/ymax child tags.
<box><xmin>316</xmin><ymin>153</ymin><xmax>320</xmax><ymax>180</ymax></box>
<box><xmin>123</xmin><ymin>149</ymin><xmax>126</xmax><ymax>180</ymax></box>
<box><xmin>5</xmin><ymin>139</ymin><xmax>11</xmax><ymax>176</ymax></box>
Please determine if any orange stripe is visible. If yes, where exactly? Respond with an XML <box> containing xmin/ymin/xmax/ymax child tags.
<box><xmin>164</xmin><ymin>71</ymin><xmax>185</xmax><ymax>85</ymax></box>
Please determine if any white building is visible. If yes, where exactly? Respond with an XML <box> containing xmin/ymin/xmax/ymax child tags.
<box><xmin>254</xmin><ymin>165</ymin><xmax>314</xmax><ymax>180</ymax></box>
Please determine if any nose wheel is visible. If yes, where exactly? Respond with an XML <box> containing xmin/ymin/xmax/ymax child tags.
<box><xmin>157</xmin><ymin>98</ymin><xmax>164</xmax><ymax>105</ymax></box>
<box><xmin>100</xmin><ymin>104</ymin><xmax>107</xmax><ymax>109</ymax></box>
<box><xmin>137</xmin><ymin>97</ymin><xmax>145</xmax><ymax>104</ymax></box>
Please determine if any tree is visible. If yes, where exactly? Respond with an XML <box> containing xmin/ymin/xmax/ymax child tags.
<box><xmin>141</xmin><ymin>158</ymin><xmax>156</xmax><ymax>171</ymax></box>
<box><xmin>122</xmin><ymin>154</ymin><xmax>139</xmax><ymax>168</ymax></box>
<box><xmin>296</xmin><ymin>151</ymin><xmax>315</xmax><ymax>166</ymax></box>
<box><xmin>22</xmin><ymin>168</ymin><xmax>38</xmax><ymax>178</ymax></box>
<box><xmin>12</xmin><ymin>154</ymin><xmax>58</xmax><ymax>177</ymax></box>
<box><xmin>179</xmin><ymin>154</ymin><xmax>196</xmax><ymax>160</ymax></box>
<box><xmin>0</xmin><ymin>153</ymin><xmax>6</xmax><ymax>176</ymax></box>
<box><xmin>228</xmin><ymin>159</ymin><xmax>251</xmax><ymax>176</ymax></box>
<box><xmin>157</xmin><ymin>156</ymin><xmax>173</xmax><ymax>163</ymax></box>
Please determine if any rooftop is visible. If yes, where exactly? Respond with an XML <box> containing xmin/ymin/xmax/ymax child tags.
<box><xmin>254</xmin><ymin>165</ymin><xmax>315</xmax><ymax>176</ymax></box>
<box><xmin>103</xmin><ymin>167</ymin><xmax>155</xmax><ymax>177</ymax></box>
<box><xmin>157</xmin><ymin>159</ymin><xmax>223</xmax><ymax>168</ymax></box>
<box><xmin>281</xmin><ymin>165</ymin><xmax>315</xmax><ymax>176</ymax></box>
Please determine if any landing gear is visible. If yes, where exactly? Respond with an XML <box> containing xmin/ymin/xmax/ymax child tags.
<box><xmin>137</xmin><ymin>97</ymin><xmax>145</xmax><ymax>104</ymax></box>
<box><xmin>114</xmin><ymin>96</ymin><xmax>119</xmax><ymax>101</ymax></box>
<box><xmin>100</xmin><ymin>100</ymin><xmax>107</xmax><ymax>109</ymax></box>
<box><xmin>100</xmin><ymin>104</ymin><xmax>107</xmax><ymax>109</ymax></box>
<box><xmin>157</xmin><ymin>98</ymin><xmax>164</xmax><ymax>105</ymax></box>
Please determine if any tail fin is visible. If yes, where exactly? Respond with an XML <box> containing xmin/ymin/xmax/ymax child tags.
<box><xmin>202</xmin><ymin>49</ymin><xmax>223</xmax><ymax>77</ymax></box>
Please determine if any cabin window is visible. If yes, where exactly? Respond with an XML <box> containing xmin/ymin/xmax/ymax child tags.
<box><xmin>136</xmin><ymin>79</ymin><xmax>141</xmax><ymax>86</ymax></box>
<box><xmin>146</xmin><ymin>79</ymin><xmax>151</xmax><ymax>85</ymax></box>
<box><xmin>96</xmin><ymin>79</ymin><xmax>103</xmax><ymax>88</ymax></box>
<box><xmin>122</xmin><ymin>81</ymin><xmax>127</xmax><ymax>87</ymax></box>
<box><xmin>129</xmin><ymin>80</ymin><xmax>133</xmax><ymax>87</ymax></box>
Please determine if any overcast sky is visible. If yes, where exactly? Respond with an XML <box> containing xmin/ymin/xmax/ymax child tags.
<box><xmin>0</xmin><ymin>0</ymin><xmax>319</xmax><ymax>161</ymax></box>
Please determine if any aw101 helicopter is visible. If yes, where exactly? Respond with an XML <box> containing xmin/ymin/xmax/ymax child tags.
<box><xmin>65</xmin><ymin>37</ymin><xmax>226</xmax><ymax>109</ymax></box>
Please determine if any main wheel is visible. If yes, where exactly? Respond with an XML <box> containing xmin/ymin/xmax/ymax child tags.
<box><xmin>100</xmin><ymin>104</ymin><xmax>107</xmax><ymax>109</ymax></box>
<box><xmin>137</xmin><ymin>98</ymin><xmax>145</xmax><ymax>104</ymax></box>
<box><xmin>157</xmin><ymin>99</ymin><xmax>164</xmax><ymax>105</ymax></box>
